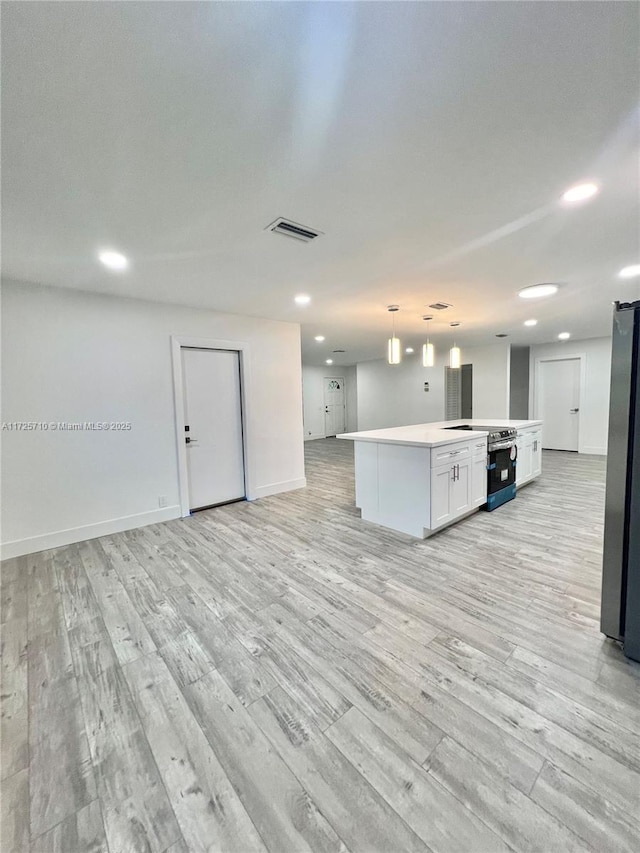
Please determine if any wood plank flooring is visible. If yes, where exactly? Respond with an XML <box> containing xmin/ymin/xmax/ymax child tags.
<box><xmin>2</xmin><ymin>439</ymin><xmax>640</xmax><ymax>852</ymax></box>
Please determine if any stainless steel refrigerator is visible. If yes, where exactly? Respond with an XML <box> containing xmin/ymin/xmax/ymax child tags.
<box><xmin>601</xmin><ymin>299</ymin><xmax>640</xmax><ymax>662</ymax></box>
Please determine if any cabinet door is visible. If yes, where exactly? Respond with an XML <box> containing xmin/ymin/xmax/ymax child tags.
<box><xmin>451</xmin><ymin>459</ymin><xmax>472</xmax><ymax>516</ymax></box>
<box><xmin>516</xmin><ymin>434</ymin><xmax>532</xmax><ymax>484</ymax></box>
<box><xmin>531</xmin><ymin>432</ymin><xmax>542</xmax><ymax>477</ymax></box>
<box><xmin>472</xmin><ymin>455</ymin><xmax>488</xmax><ymax>507</ymax></box>
<box><xmin>431</xmin><ymin>464</ymin><xmax>453</xmax><ymax>527</ymax></box>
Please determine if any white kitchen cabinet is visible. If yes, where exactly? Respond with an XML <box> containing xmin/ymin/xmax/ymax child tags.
<box><xmin>431</xmin><ymin>462</ymin><xmax>454</xmax><ymax>527</ymax></box>
<box><xmin>451</xmin><ymin>458</ymin><xmax>472</xmax><ymax>515</ymax></box>
<box><xmin>531</xmin><ymin>431</ymin><xmax>542</xmax><ymax>477</ymax></box>
<box><xmin>430</xmin><ymin>453</ymin><xmax>473</xmax><ymax>528</ymax></box>
<box><xmin>516</xmin><ymin>427</ymin><xmax>542</xmax><ymax>487</ymax></box>
<box><xmin>516</xmin><ymin>432</ymin><xmax>532</xmax><ymax>485</ymax></box>
<box><xmin>472</xmin><ymin>454</ymin><xmax>488</xmax><ymax>507</ymax></box>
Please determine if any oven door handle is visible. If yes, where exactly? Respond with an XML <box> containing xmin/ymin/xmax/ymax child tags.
<box><xmin>489</xmin><ymin>440</ymin><xmax>517</xmax><ymax>452</ymax></box>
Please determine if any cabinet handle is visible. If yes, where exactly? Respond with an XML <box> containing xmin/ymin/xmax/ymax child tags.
<box><xmin>476</xmin><ymin>442</ymin><xmax>485</xmax><ymax>448</ymax></box>
<box><xmin>450</xmin><ymin>450</ymin><xmax>460</xmax><ymax>456</ymax></box>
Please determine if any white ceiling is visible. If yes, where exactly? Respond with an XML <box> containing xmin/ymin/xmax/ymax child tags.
<box><xmin>2</xmin><ymin>2</ymin><xmax>639</xmax><ymax>366</ymax></box>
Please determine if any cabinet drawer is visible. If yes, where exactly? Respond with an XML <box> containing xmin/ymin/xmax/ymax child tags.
<box><xmin>472</xmin><ymin>438</ymin><xmax>487</xmax><ymax>458</ymax></box>
<box><xmin>432</xmin><ymin>440</ymin><xmax>471</xmax><ymax>466</ymax></box>
<box><xmin>517</xmin><ymin>426</ymin><xmax>538</xmax><ymax>438</ymax></box>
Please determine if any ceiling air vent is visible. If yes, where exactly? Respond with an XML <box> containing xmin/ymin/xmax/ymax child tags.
<box><xmin>429</xmin><ymin>302</ymin><xmax>452</xmax><ymax>311</ymax></box>
<box><xmin>265</xmin><ymin>217</ymin><xmax>323</xmax><ymax>243</ymax></box>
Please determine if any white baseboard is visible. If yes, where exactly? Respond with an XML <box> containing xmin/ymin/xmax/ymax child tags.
<box><xmin>0</xmin><ymin>506</ymin><xmax>182</xmax><ymax>560</ymax></box>
<box><xmin>304</xmin><ymin>434</ymin><xmax>325</xmax><ymax>441</ymax></box>
<box><xmin>582</xmin><ymin>446</ymin><xmax>607</xmax><ymax>456</ymax></box>
<box><xmin>250</xmin><ymin>478</ymin><xmax>307</xmax><ymax>500</ymax></box>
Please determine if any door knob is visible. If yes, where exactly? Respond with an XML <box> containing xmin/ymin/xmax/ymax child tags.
<box><xmin>570</xmin><ymin>408</ymin><xmax>579</xmax><ymax>413</ymax></box>
<box><xmin>185</xmin><ymin>437</ymin><xmax>198</xmax><ymax>444</ymax></box>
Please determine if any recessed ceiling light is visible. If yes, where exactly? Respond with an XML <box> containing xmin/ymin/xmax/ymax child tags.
<box><xmin>619</xmin><ymin>264</ymin><xmax>640</xmax><ymax>279</ymax></box>
<box><xmin>98</xmin><ymin>250</ymin><xmax>128</xmax><ymax>271</ymax></box>
<box><xmin>558</xmin><ymin>332</ymin><xmax>571</xmax><ymax>340</ymax></box>
<box><xmin>405</xmin><ymin>347</ymin><xmax>414</xmax><ymax>354</ymax></box>
<box><xmin>325</xmin><ymin>358</ymin><xmax>333</xmax><ymax>364</ymax></box>
<box><xmin>314</xmin><ymin>335</ymin><xmax>325</xmax><ymax>342</ymax></box>
<box><xmin>524</xmin><ymin>319</ymin><xmax>538</xmax><ymax>327</ymax></box>
<box><xmin>561</xmin><ymin>182</ymin><xmax>599</xmax><ymax>204</ymax></box>
<box><xmin>294</xmin><ymin>294</ymin><xmax>311</xmax><ymax>306</ymax></box>
<box><xmin>518</xmin><ymin>283</ymin><xmax>559</xmax><ymax>299</ymax></box>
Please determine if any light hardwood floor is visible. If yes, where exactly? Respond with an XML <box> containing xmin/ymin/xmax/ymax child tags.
<box><xmin>2</xmin><ymin>439</ymin><xmax>640</xmax><ymax>852</ymax></box>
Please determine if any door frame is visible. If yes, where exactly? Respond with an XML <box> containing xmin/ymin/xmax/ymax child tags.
<box><xmin>533</xmin><ymin>353</ymin><xmax>586</xmax><ymax>453</ymax></box>
<box><xmin>171</xmin><ymin>335</ymin><xmax>255</xmax><ymax>517</ymax></box>
<box><xmin>323</xmin><ymin>375</ymin><xmax>346</xmax><ymax>437</ymax></box>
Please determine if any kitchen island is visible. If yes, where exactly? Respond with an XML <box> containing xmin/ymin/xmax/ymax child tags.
<box><xmin>337</xmin><ymin>419</ymin><xmax>542</xmax><ymax>538</ymax></box>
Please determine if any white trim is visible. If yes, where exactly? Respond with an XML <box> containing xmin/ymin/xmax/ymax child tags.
<box><xmin>250</xmin><ymin>478</ymin><xmax>307</xmax><ymax>499</ymax></box>
<box><xmin>533</xmin><ymin>353</ymin><xmax>587</xmax><ymax>454</ymax></box>
<box><xmin>304</xmin><ymin>434</ymin><xmax>326</xmax><ymax>442</ymax></box>
<box><xmin>582</xmin><ymin>445</ymin><xmax>607</xmax><ymax>456</ymax></box>
<box><xmin>0</xmin><ymin>506</ymin><xmax>181</xmax><ymax>560</ymax></box>
<box><xmin>171</xmin><ymin>335</ymin><xmax>256</xmax><ymax>517</ymax></box>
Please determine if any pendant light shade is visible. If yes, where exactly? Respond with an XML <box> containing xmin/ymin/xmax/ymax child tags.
<box><xmin>388</xmin><ymin>337</ymin><xmax>401</xmax><ymax>364</ymax></box>
<box><xmin>387</xmin><ymin>305</ymin><xmax>401</xmax><ymax>364</ymax></box>
<box><xmin>422</xmin><ymin>316</ymin><xmax>435</xmax><ymax>367</ymax></box>
<box><xmin>448</xmin><ymin>322</ymin><xmax>462</xmax><ymax>368</ymax></box>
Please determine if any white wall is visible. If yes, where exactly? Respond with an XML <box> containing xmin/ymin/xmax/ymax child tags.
<box><xmin>345</xmin><ymin>366</ymin><xmax>358</xmax><ymax>433</ymax></box>
<box><xmin>468</xmin><ymin>342</ymin><xmax>511</xmax><ymax>420</ymax></box>
<box><xmin>356</xmin><ymin>343</ymin><xmax>511</xmax><ymax>431</ymax></box>
<box><xmin>302</xmin><ymin>365</ymin><xmax>357</xmax><ymax>439</ymax></box>
<box><xmin>1</xmin><ymin>281</ymin><xmax>305</xmax><ymax>558</ymax></box>
<box><xmin>529</xmin><ymin>336</ymin><xmax>612</xmax><ymax>455</ymax></box>
<box><xmin>356</xmin><ymin>352</ymin><xmax>446</xmax><ymax>431</ymax></box>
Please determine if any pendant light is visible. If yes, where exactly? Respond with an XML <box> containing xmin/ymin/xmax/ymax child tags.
<box><xmin>387</xmin><ymin>305</ymin><xmax>401</xmax><ymax>364</ymax></box>
<box><xmin>449</xmin><ymin>322</ymin><xmax>461</xmax><ymax>369</ymax></box>
<box><xmin>422</xmin><ymin>315</ymin><xmax>435</xmax><ymax>367</ymax></box>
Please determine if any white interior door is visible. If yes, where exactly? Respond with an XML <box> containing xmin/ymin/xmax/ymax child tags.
<box><xmin>538</xmin><ymin>358</ymin><xmax>581</xmax><ymax>451</ymax></box>
<box><xmin>182</xmin><ymin>348</ymin><xmax>245</xmax><ymax>510</ymax></box>
<box><xmin>324</xmin><ymin>376</ymin><xmax>346</xmax><ymax>436</ymax></box>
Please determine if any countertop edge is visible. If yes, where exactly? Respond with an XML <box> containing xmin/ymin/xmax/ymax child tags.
<box><xmin>336</xmin><ymin>419</ymin><xmax>542</xmax><ymax>449</ymax></box>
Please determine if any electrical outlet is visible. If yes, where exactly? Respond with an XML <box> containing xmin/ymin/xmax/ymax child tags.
<box><xmin>158</xmin><ymin>495</ymin><xmax>168</xmax><ymax>508</ymax></box>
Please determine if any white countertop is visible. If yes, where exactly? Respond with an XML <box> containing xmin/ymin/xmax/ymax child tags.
<box><xmin>337</xmin><ymin>419</ymin><xmax>542</xmax><ymax>448</ymax></box>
